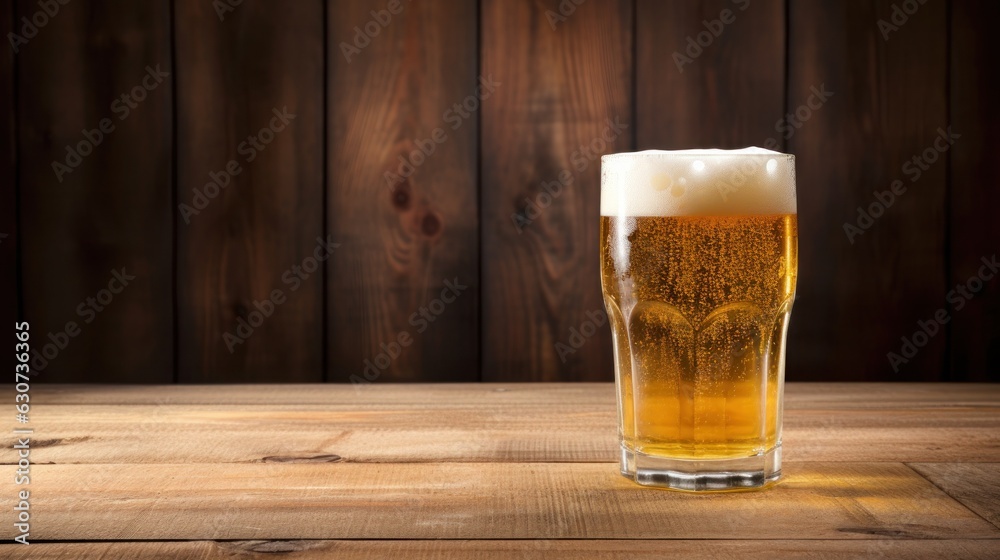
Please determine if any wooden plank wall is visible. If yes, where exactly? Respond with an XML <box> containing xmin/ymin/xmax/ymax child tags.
<box><xmin>328</xmin><ymin>0</ymin><xmax>479</xmax><ymax>383</ymax></box>
<box><xmin>636</xmin><ymin>0</ymin><xmax>785</xmax><ymax>150</ymax></box>
<box><xmin>16</xmin><ymin>0</ymin><xmax>174</xmax><ymax>383</ymax></box>
<box><xmin>481</xmin><ymin>0</ymin><xmax>631</xmax><ymax>381</ymax></box>
<box><xmin>8</xmin><ymin>0</ymin><xmax>999</xmax><ymax>383</ymax></box>
<box><xmin>949</xmin><ymin>0</ymin><xmax>1000</xmax><ymax>382</ymax></box>
<box><xmin>174</xmin><ymin>0</ymin><xmax>324</xmax><ymax>382</ymax></box>
<box><xmin>787</xmin><ymin>0</ymin><xmax>949</xmax><ymax>381</ymax></box>
<box><xmin>2</xmin><ymin>4</ymin><xmax>16</xmax><ymax>385</ymax></box>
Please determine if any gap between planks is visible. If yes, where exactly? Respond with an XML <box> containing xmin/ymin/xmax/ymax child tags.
<box><xmin>1</xmin><ymin>462</ymin><xmax>997</xmax><ymax>541</ymax></box>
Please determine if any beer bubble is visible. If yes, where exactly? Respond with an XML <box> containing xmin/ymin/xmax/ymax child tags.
<box><xmin>651</xmin><ymin>172</ymin><xmax>673</xmax><ymax>192</ymax></box>
<box><xmin>671</xmin><ymin>176</ymin><xmax>687</xmax><ymax>198</ymax></box>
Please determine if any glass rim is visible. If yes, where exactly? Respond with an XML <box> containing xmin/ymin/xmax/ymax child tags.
<box><xmin>601</xmin><ymin>148</ymin><xmax>795</xmax><ymax>163</ymax></box>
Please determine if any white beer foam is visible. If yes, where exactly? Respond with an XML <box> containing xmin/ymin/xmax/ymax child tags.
<box><xmin>600</xmin><ymin>148</ymin><xmax>796</xmax><ymax>217</ymax></box>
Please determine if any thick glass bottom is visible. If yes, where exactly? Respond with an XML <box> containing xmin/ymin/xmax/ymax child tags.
<box><xmin>620</xmin><ymin>443</ymin><xmax>781</xmax><ymax>491</ymax></box>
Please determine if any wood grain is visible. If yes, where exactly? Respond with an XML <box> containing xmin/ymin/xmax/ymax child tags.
<box><xmin>2</xmin><ymin>384</ymin><xmax>997</xmax><ymax>465</ymax></box>
<box><xmin>3</xmin><ymin>382</ymin><xmax>617</xmax><ymax>405</ymax></box>
<box><xmin>16</xmin><ymin>0</ymin><xmax>173</xmax><ymax>382</ymax></box>
<box><xmin>635</xmin><ymin>0</ymin><xmax>786</xmax><ymax>149</ymax></box>
<box><xmin>4</xmin><ymin>406</ymin><xmax>998</xmax><ymax>464</ymax></box>
<box><xmin>0</xmin><ymin>402</ymin><xmax>618</xmax><ymax>464</ymax></box>
<box><xmin>2</xmin><ymin>539</ymin><xmax>999</xmax><ymax>560</ymax></box>
<box><xmin>481</xmin><ymin>0</ymin><xmax>631</xmax><ymax>381</ymax></box>
<box><xmin>327</xmin><ymin>0</ymin><xmax>479</xmax><ymax>382</ymax></box>
<box><xmin>910</xmin><ymin>463</ymin><xmax>1000</xmax><ymax>529</ymax></box>
<box><xmin>3</xmin><ymin>406</ymin><xmax>996</xmax><ymax>464</ymax></box>
<box><xmin>2</xmin><ymin>462</ymin><xmax>995</xmax><ymax>541</ymax></box>
<box><xmin>948</xmin><ymin>0</ymin><xmax>1000</xmax><ymax>382</ymax></box>
<box><xmin>12</xmin><ymin>382</ymin><xmax>997</xmax><ymax>406</ymax></box>
<box><xmin>1</xmin><ymin>384</ymin><xmax>996</xmax><ymax>548</ymax></box>
<box><xmin>174</xmin><ymin>0</ymin><xmax>324</xmax><ymax>382</ymax></box>
<box><xmin>786</xmin><ymin>0</ymin><xmax>949</xmax><ymax>381</ymax></box>
<box><xmin>780</xmin><ymin>382</ymin><xmax>1000</xmax><ymax>409</ymax></box>
<box><xmin>6</xmin><ymin>0</ymin><xmax>1000</xmax><ymax>387</ymax></box>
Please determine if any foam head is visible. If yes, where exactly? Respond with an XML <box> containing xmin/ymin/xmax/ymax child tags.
<box><xmin>600</xmin><ymin>148</ymin><xmax>796</xmax><ymax>217</ymax></box>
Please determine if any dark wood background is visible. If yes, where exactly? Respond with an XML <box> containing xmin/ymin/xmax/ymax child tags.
<box><xmin>3</xmin><ymin>0</ymin><xmax>997</xmax><ymax>383</ymax></box>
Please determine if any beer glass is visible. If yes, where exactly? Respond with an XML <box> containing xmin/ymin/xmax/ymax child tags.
<box><xmin>600</xmin><ymin>148</ymin><xmax>797</xmax><ymax>491</ymax></box>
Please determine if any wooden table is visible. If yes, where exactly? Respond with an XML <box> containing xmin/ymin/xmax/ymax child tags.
<box><xmin>1</xmin><ymin>383</ymin><xmax>998</xmax><ymax>558</ymax></box>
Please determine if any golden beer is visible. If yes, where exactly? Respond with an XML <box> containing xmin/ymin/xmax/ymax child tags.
<box><xmin>600</xmin><ymin>149</ymin><xmax>797</xmax><ymax>490</ymax></box>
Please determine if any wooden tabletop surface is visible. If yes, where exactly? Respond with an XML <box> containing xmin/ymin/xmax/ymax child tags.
<box><xmin>1</xmin><ymin>383</ymin><xmax>998</xmax><ymax>558</ymax></box>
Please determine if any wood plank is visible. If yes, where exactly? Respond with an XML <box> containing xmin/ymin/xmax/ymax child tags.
<box><xmin>174</xmin><ymin>0</ymin><xmax>324</xmax><ymax>382</ymax></box>
<box><xmin>786</xmin><ymin>0</ymin><xmax>949</xmax><ymax>381</ymax></box>
<box><xmin>5</xmin><ymin>382</ymin><xmax>617</xmax><ymax>405</ymax></box>
<box><xmin>2</xmin><ymin>540</ymin><xmax>1000</xmax><ymax>559</ymax></box>
<box><xmin>16</xmin><ymin>0</ymin><xmax>173</xmax><ymax>382</ymax></box>
<box><xmin>781</xmin><ymin>409</ymin><xmax>1000</xmax><ymax>463</ymax></box>
<box><xmin>327</xmin><ymin>0</ymin><xmax>478</xmax><ymax>382</ymax></box>
<box><xmin>781</xmin><ymin>383</ymin><xmax>1000</xmax><ymax>409</ymax></box>
<box><xmin>910</xmin><ymin>463</ymin><xmax>1000</xmax><ymax>529</ymax></box>
<box><xmin>2</xmin><ymin>399</ymin><xmax>997</xmax><ymax>464</ymax></box>
<box><xmin>1</xmin><ymin>462</ymin><xmax>995</xmax><ymax>540</ymax></box>
<box><xmin>1</xmin><ymin>2</ymin><xmax>16</xmax><ymax>375</ymax></box>
<box><xmin>12</xmin><ymin>382</ymin><xmax>998</xmax><ymax>406</ymax></box>
<box><xmin>948</xmin><ymin>0</ymin><xmax>1000</xmax><ymax>382</ymax></box>
<box><xmin>0</xmin><ymin>402</ymin><xmax>616</xmax><ymax>464</ymax></box>
<box><xmin>635</xmin><ymin>0</ymin><xmax>785</xmax><ymax>149</ymax></box>
<box><xmin>481</xmin><ymin>0</ymin><xmax>631</xmax><ymax>381</ymax></box>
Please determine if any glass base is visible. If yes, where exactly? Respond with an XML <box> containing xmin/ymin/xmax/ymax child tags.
<box><xmin>620</xmin><ymin>443</ymin><xmax>781</xmax><ymax>491</ymax></box>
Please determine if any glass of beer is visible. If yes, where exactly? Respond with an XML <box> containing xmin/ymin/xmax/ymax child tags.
<box><xmin>600</xmin><ymin>148</ymin><xmax>797</xmax><ymax>491</ymax></box>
